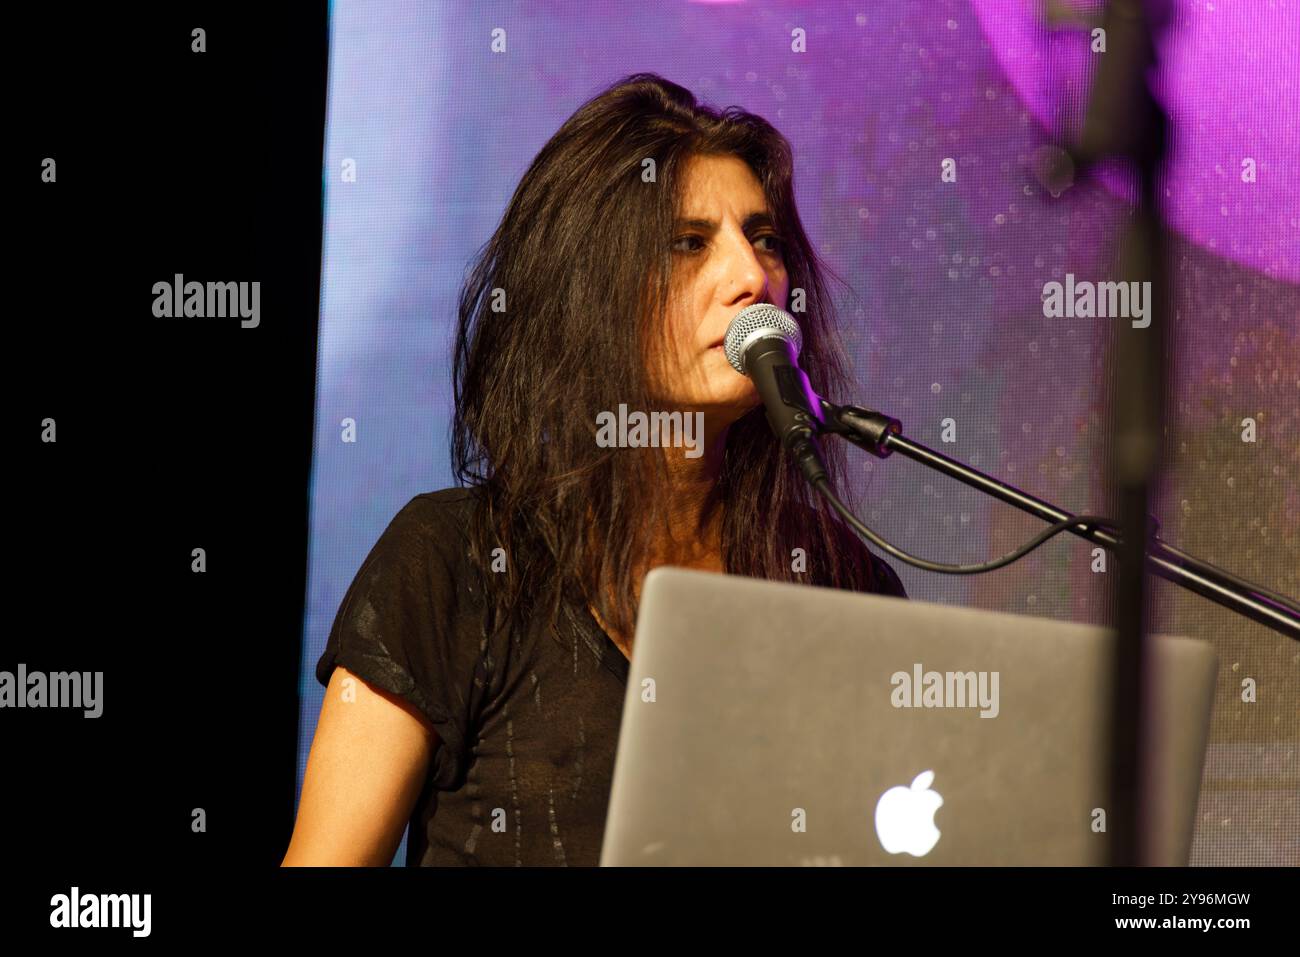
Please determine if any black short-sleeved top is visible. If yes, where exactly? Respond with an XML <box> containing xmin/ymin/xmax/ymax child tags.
<box><xmin>316</xmin><ymin>485</ymin><xmax>908</xmax><ymax>866</ymax></box>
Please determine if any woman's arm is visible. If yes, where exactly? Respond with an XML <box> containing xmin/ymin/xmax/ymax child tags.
<box><xmin>281</xmin><ymin>665</ymin><xmax>437</xmax><ymax>866</ymax></box>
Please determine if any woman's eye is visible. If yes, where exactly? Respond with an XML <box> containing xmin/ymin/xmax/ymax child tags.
<box><xmin>671</xmin><ymin>234</ymin><xmax>784</xmax><ymax>255</ymax></box>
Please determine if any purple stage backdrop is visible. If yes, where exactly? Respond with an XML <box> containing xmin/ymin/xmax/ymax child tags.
<box><xmin>299</xmin><ymin>0</ymin><xmax>1299</xmax><ymax>865</ymax></box>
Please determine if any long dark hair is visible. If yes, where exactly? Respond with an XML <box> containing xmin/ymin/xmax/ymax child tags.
<box><xmin>451</xmin><ymin>72</ymin><xmax>880</xmax><ymax>648</ymax></box>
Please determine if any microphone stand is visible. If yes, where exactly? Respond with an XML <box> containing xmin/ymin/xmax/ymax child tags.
<box><xmin>817</xmin><ymin>399</ymin><xmax>1300</xmax><ymax>642</ymax></box>
<box><xmin>803</xmin><ymin>0</ymin><xmax>1275</xmax><ymax>867</ymax></box>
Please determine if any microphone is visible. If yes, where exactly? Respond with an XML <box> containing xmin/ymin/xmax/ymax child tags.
<box><xmin>722</xmin><ymin>303</ymin><xmax>830</xmax><ymax>485</ymax></box>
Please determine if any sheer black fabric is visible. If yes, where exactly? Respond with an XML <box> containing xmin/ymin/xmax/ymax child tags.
<box><xmin>316</xmin><ymin>485</ymin><xmax>907</xmax><ymax>866</ymax></box>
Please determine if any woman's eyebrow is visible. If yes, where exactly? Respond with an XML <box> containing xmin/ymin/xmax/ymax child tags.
<box><xmin>674</xmin><ymin>212</ymin><xmax>777</xmax><ymax>232</ymax></box>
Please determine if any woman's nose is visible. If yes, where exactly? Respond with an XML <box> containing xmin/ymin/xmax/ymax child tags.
<box><xmin>721</xmin><ymin>233</ymin><xmax>768</xmax><ymax>304</ymax></box>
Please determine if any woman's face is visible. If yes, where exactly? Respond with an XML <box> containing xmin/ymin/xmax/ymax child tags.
<box><xmin>647</xmin><ymin>153</ymin><xmax>790</xmax><ymax>418</ymax></box>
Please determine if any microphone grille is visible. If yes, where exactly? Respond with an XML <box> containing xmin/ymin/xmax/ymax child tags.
<box><xmin>723</xmin><ymin>303</ymin><xmax>802</xmax><ymax>375</ymax></box>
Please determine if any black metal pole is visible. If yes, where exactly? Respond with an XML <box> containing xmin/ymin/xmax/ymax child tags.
<box><xmin>1077</xmin><ymin>0</ymin><xmax>1172</xmax><ymax>868</ymax></box>
<box><xmin>820</xmin><ymin>404</ymin><xmax>1300</xmax><ymax>640</ymax></box>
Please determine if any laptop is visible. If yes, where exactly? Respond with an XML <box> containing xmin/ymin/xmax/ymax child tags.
<box><xmin>600</xmin><ymin>566</ymin><xmax>1217</xmax><ymax>866</ymax></box>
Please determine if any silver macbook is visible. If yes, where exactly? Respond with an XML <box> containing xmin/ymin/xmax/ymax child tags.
<box><xmin>600</xmin><ymin>566</ymin><xmax>1217</xmax><ymax>866</ymax></box>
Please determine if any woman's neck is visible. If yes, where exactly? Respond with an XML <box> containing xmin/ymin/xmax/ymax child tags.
<box><xmin>584</xmin><ymin>418</ymin><xmax>731</xmax><ymax>643</ymax></box>
<box><xmin>644</xmin><ymin>417</ymin><xmax>729</xmax><ymax>568</ymax></box>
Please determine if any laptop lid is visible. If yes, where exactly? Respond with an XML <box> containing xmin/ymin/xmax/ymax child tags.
<box><xmin>600</xmin><ymin>566</ymin><xmax>1217</xmax><ymax>866</ymax></box>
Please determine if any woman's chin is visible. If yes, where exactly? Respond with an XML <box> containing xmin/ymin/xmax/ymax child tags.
<box><xmin>654</xmin><ymin>378</ymin><xmax>759</xmax><ymax>416</ymax></box>
<box><xmin>702</xmin><ymin>387</ymin><xmax>762</xmax><ymax>418</ymax></box>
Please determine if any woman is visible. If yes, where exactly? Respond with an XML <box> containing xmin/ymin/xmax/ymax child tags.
<box><xmin>282</xmin><ymin>73</ymin><xmax>907</xmax><ymax>867</ymax></box>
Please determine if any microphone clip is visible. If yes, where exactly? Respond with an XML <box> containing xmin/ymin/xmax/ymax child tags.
<box><xmin>817</xmin><ymin>399</ymin><xmax>902</xmax><ymax>459</ymax></box>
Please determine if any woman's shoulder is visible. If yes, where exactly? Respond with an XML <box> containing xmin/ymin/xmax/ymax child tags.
<box><xmin>866</xmin><ymin>550</ymin><xmax>908</xmax><ymax>599</ymax></box>
<box><xmin>393</xmin><ymin>485</ymin><xmax>482</xmax><ymax>528</ymax></box>
<box><xmin>369</xmin><ymin>486</ymin><xmax>484</xmax><ymax>568</ymax></box>
<box><xmin>407</xmin><ymin>484</ymin><xmax>481</xmax><ymax>514</ymax></box>
<box><xmin>806</xmin><ymin>502</ymin><xmax>909</xmax><ymax>599</ymax></box>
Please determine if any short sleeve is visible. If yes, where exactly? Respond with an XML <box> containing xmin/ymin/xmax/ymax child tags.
<box><xmin>316</xmin><ymin>494</ymin><xmax>477</xmax><ymax>791</ymax></box>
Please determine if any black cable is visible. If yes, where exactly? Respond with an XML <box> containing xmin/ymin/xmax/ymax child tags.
<box><xmin>812</xmin><ymin>476</ymin><xmax>1124</xmax><ymax>575</ymax></box>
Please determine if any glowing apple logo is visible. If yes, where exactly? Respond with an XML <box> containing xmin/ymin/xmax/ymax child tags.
<box><xmin>874</xmin><ymin>770</ymin><xmax>943</xmax><ymax>857</ymax></box>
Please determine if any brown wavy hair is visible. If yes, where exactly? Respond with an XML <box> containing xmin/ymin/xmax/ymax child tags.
<box><xmin>450</xmin><ymin>72</ymin><xmax>881</xmax><ymax>648</ymax></box>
